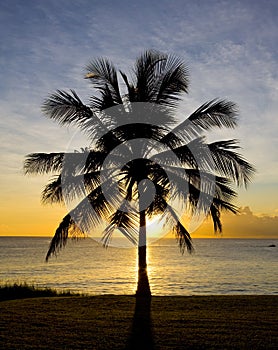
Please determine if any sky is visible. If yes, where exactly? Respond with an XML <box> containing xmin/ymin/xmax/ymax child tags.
<box><xmin>0</xmin><ymin>0</ymin><xmax>277</xmax><ymax>238</ymax></box>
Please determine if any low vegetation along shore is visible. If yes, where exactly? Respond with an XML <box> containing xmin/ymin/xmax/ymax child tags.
<box><xmin>0</xmin><ymin>283</ymin><xmax>81</xmax><ymax>301</ymax></box>
<box><xmin>0</xmin><ymin>285</ymin><xmax>277</xmax><ymax>349</ymax></box>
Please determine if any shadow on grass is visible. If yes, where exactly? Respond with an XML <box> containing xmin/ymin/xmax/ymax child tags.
<box><xmin>126</xmin><ymin>296</ymin><xmax>155</xmax><ymax>350</ymax></box>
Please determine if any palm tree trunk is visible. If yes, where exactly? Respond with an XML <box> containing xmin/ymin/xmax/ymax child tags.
<box><xmin>135</xmin><ymin>209</ymin><xmax>151</xmax><ymax>297</ymax></box>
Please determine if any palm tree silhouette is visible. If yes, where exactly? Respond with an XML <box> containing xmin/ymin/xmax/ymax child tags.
<box><xmin>24</xmin><ymin>50</ymin><xmax>254</xmax><ymax>297</ymax></box>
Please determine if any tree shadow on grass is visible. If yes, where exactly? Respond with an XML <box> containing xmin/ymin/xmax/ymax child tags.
<box><xmin>126</xmin><ymin>296</ymin><xmax>155</xmax><ymax>350</ymax></box>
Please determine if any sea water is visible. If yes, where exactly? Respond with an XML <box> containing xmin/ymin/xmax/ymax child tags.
<box><xmin>0</xmin><ymin>237</ymin><xmax>277</xmax><ymax>295</ymax></box>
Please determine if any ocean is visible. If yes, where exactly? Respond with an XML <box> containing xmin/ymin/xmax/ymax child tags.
<box><xmin>0</xmin><ymin>237</ymin><xmax>277</xmax><ymax>295</ymax></box>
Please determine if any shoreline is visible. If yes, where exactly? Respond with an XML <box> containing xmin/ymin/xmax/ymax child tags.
<box><xmin>1</xmin><ymin>295</ymin><xmax>277</xmax><ymax>349</ymax></box>
<box><xmin>1</xmin><ymin>235</ymin><xmax>278</xmax><ymax>240</ymax></box>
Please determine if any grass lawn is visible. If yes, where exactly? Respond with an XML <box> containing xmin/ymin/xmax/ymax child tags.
<box><xmin>0</xmin><ymin>295</ymin><xmax>277</xmax><ymax>349</ymax></box>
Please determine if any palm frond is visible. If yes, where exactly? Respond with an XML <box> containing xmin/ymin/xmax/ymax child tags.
<box><xmin>101</xmin><ymin>203</ymin><xmax>139</xmax><ymax>247</ymax></box>
<box><xmin>41</xmin><ymin>175</ymin><xmax>63</xmax><ymax>205</ymax></box>
<box><xmin>164</xmin><ymin>204</ymin><xmax>193</xmax><ymax>253</ymax></box>
<box><xmin>119</xmin><ymin>70</ymin><xmax>137</xmax><ymax>101</ymax></box>
<box><xmin>151</xmin><ymin>137</ymin><xmax>214</xmax><ymax>170</ymax></box>
<box><xmin>83</xmin><ymin>150</ymin><xmax>110</xmax><ymax>172</ymax></box>
<box><xmin>69</xmin><ymin>172</ymin><xmax>133</xmax><ymax>237</ymax></box>
<box><xmin>158</xmin><ymin>130</ymin><xmax>184</xmax><ymax>149</ymax></box>
<box><xmin>42</xmin><ymin>89</ymin><xmax>90</xmax><ymax>124</ymax></box>
<box><xmin>58</xmin><ymin>149</ymin><xmax>117</xmax><ymax>176</ymax></box>
<box><xmin>188</xmin><ymin>99</ymin><xmax>238</xmax><ymax>129</ymax></box>
<box><xmin>97</xmin><ymin>123</ymin><xmax>169</xmax><ymax>155</ymax></box>
<box><xmin>89</xmin><ymin>86</ymin><xmax>117</xmax><ymax>110</ymax></box>
<box><xmin>208</xmin><ymin>196</ymin><xmax>239</xmax><ymax>234</ymax></box>
<box><xmin>159</xmin><ymin>165</ymin><xmax>213</xmax><ymax>204</ymax></box>
<box><xmin>59</xmin><ymin>170</ymin><xmax>102</xmax><ymax>204</ymax></box>
<box><xmin>86</xmin><ymin>57</ymin><xmax>122</xmax><ymax>105</ymax></box>
<box><xmin>209</xmin><ymin>195</ymin><xmax>238</xmax><ymax>234</ymax></box>
<box><xmin>162</xmin><ymin>99</ymin><xmax>238</xmax><ymax>144</ymax></box>
<box><xmin>214</xmin><ymin>176</ymin><xmax>238</xmax><ymax>202</ymax></box>
<box><xmin>209</xmin><ymin>203</ymin><xmax>222</xmax><ymax>233</ymax></box>
<box><xmin>212</xmin><ymin>197</ymin><xmax>238</xmax><ymax>214</ymax></box>
<box><xmin>208</xmin><ymin>139</ymin><xmax>255</xmax><ymax>187</ymax></box>
<box><xmin>45</xmin><ymin>179</ymin><xmax>121</xmax><ymax>257</ymax></box>
<box><xmin>174</xmin><ymin>221</ymin><xmax>193</xmax><ymax>254</ymax></box>
<box><xmin>150</xmin><ymin>143</ymin><xmax>196</xmax><ymax>168</ymax></box>
<box><xmin>24</xmin><ymin>150</ymin><xmax>107</xmax><ymax>177</ymax></box>
<box><xmin>24</xmin><ymin>153</ymin><xmax>64</xmax><ymax>174</ymax></box>
<box><xmin>154</xmin><ymin>53</ymin><xmax>189</xmax><ymax>107</ymax></box>
<box><xmin>127</xmin><ymin>102</ymin><xmax>176</xmax><ymax>127</ymax></box>
<box><xmin>133</xmin><ymin>50</ymin><xmax>168</xmax><ymax>102</ymax></box>
<box><xmin>45</xmin><ymin>214</ymin><xmax>83</xmax><ymax>261</ymax></box>
<box><xmin>132</xmin><ymin>50</ymin><xmax>189</xmax><ymax>108</ymax></box>
<box><xmin>42</xmin><ymin>90</ymin><xmax>108</xmax><ymax>139</ymax></box>
<box><xmin>156</xmin><ymin>165</ymin><xmax>213</xmax><ymax>215</ymax></box>
<box><xmin>145</xmin><ymin>182</ymin><xmax>169</xmax><ymax>217</ymax></box>
<box><xmin>148</xmin><ymin>163</ymin><xmax>171</xmax><ymax>191</ymax></box>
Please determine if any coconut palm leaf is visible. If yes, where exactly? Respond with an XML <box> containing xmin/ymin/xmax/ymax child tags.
<box><xmin>130</xmin><ymin>50</ymin><xmax>190</xmax><ymax>108</ymax></box>
<box><xmin>42</xmin><ymin>89</ymin><xmax>112</xmax><ymax>140</ymax></box>
<box><xmin>151</xmin><ymin>137</ymin><xmax>214</xmax><ymax>170</ymax></box>
<box><xmin>42</xmin><ymin>89</ymin><xmax>92</xmax><ymax>124</ymax></box>
<box><xmin>158</xmin><ymin>165</ymin><xmax>211</xmax><ymax>204</ymax></box>
<box><xmin>209</xmin><ymin>203</ymin><xmax>222</xmax><ymax>233</ymax></box>
<box><xmin>83</xmin><ymin>150</ymin><xmax>120</xmax><ymax>172</ymax></box>
<box><xmin>154</xmin><ymin>54</ymin><xmax>189</xmax><ymax>107</ymax></box>
<box><xmin>132</xmin><ymin>50</ymin><xmax>168</xmax><ymax>102</ymax></box>
<box><xmin>126</xmin><ymin>102</ymin><xmax>176</xmax><ymax>128</ymax></box>
<box><xmin>102</xmin><ymin>202</ymin><xmax>139</xmax><ymax>247</ymax></box>
<box><xmin>208</xmin><ymin>139</ymin><xmax>255</xmax><ymax>187</ymax></box>
<box><xmin>46</xmin><ymin>177</ymin><xmax>124</xmax><ymax>260</ymax></box>
<box><xmin>85</xmin><ymin>57</ymin><xmax>122</xmax><ymax>105</ymax></box>
<box><xmin>24</xmin><ymin>153</ymin><xmax>65</xmax><ymax>174</ymax></box>
<box><xmin>174</xmin><ymin>221</ymin><xmax>194</xmax><ymax>254</ymax></box>
<box><xmin>119</xmin><ymin>70</ymin><xmax>137</xmax><ymax>101</ymax></box>
<box><xmin>212</xmin><ymin>197</ymin><xmax>238</xmax><ymax>214</ymax></box>
<box><xmin>89</xmin><ymin>85</ymin><xmax>117</xmax><ymax>110</ymax></box>
<box><xmin>162</xmin><ymin>166</ymin><xmax>237</xmax><ymax>204</ymax></box>
<box><xmin>45</xmin><ymin>214</ymin><xmax>79</xmax><ymax>261</ymax></box>
<box><xmin>96</xmin><ymin>123</ymin><xmax>169</xmax><ymax>155</ymax></box>
<box><xmin>214</xmin><ymin>176</ymin><xmax>238</xmax><ymax>201</ymax></box>
<box><xmin>73</xmin><ymin>181</ymin><xmax>121</xmax><ymax>230</ymax></box>
<box><xmin>147</xmin><ymin>163</ymin><xmax>171</xmax><ymax>191</ymax></box>
<box><xmin>188</xmin><ymin>99</ymin><xmax>238</xmax><ymax>129</ymax></box>
<box><xmin>163</xmin><ymin>203</ymin><xmax>193</xmax><ymax>253</ymax></box>
<box><xmin>162</xmin><ymin>99</ymin><xmax>238</xmax><ymax>145</ymax></box>
<box><xmin>208</xmin><ymin>196</ymin><xmax>239</xmax><ymax>234</ymax></box>
<box><xmin>41</xmin><ymin>175</ymin><xmax>63</xmax><ymax>205</ymax></box>
<box><xmin>50</xmin><ymin>171</ymin><xmax>101</xmax><ymax>204</ymax></box>
<box><xmin>145</xmin><ymin>182</ymin><xmax>169</xmax><ymax>217</ymax></box>
<box><xmin>186</xmin><ymin>177</ymin><xmax>239</xmax><ymax>227</ymax></box>
<box><xmin>24</xmin><ymin>150</ymin><xmax>108</xmax><ymax>176</ymax></box>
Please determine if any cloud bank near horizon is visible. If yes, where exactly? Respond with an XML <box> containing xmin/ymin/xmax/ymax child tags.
<box><xmin>193</xmin><ymin>206</ymin><xmax>278</xmax><ymax>239</ymax></box>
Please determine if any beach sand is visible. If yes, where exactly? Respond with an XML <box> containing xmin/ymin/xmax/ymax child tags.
<box><xmin>0</xmin><ymin>295</ymin><xmax>277</xmax><ymax>349</ymax></box>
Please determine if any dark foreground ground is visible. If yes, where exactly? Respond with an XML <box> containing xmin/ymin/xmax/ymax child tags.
<box><xmin>0</xmin><ymin>295</ymin><xmax>277</xmax><ymax>349</ymax></box>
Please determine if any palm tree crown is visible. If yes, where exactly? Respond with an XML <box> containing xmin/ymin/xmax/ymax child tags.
<box><xmin>24</xmin><ymin>50</ymin><xmax>254</xmax><ymax>296</ymax></box>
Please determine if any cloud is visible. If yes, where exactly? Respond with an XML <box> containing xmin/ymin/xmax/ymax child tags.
<box><xmin>193</xmin><ymin>206</ymin><xmax>278</xmax><ymax>239</ymax></box>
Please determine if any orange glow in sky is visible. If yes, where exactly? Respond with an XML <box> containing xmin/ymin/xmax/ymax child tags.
<box><xmin>0</xmin><ymin>1</ymin><xmax>277</xmax><ymax>240</ymax></box>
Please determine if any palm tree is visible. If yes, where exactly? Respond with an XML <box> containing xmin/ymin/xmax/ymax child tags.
<box><xmin>24</xmin><ymin>50</ymin><xmax>254</xmax><ymax>297</ymax></box>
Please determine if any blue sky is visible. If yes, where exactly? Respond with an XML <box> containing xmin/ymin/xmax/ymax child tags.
<box><xmin>0</xmin><ymin>0</ymin><xmax>278</xmax><ymax>235</ymax></box>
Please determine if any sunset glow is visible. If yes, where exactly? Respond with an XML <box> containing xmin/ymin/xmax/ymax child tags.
<box><xmin>0</xmin><ymin>1</ymin><xmax>277</xmax><ymax>240</ymax></box>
